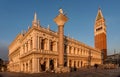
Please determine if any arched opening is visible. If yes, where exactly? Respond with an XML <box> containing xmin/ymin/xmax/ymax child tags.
<box><xmin>30</xmin><ymin>38</ymin><xmax>33</xmax><ymax>50</ymax></box>
<box><xmin>78</xmin><ymin>61</ymin><xmax>79</xmax><ymax>68</ymax></box>
<box><xmin>64</xmin><ymin>44</ymin><xmax>67</xmax><ymax>54</ymax></box>
<box><xmin>74</xmin><ymin>61</ymin><xmax>77</xmax><ymax>71</ymax></box>
<box><xmin>69</xmin><ymin>46</ymin><xmax>72</xmax><ymax>54</ymax></box>
<box><xmin>41</xmin><ymin>39</ymin><xmax>47</xmax><ymax>50</ymax></box>
<box><xmin>50</xmin><ymin>42</ymin><xmax>54</xmax><ymax>51</ymax></box>
<box><xmin>41</xmin><ymin>61</ymin><xmax>46</xmax><ymax>71</ymax></box>
<box><xmin>41</xmin><ymin>39</ymin><xmax>44</xmax><ymax>50</ymax></box>
<box><xmin>64</xmin><ymin>60</ymin><xmax>67</xmax><ymax>67</ymax></box>
<box><xmin>81</xmin><ymin>61</ymin><xmax>83</xmax><ymax>67</ymax></box>
<box><xmin>29</xmin><ymin>60</ymin><xmax>32</xmax><ymax>72</ymax></box>
<box><xmin>50</xmin><ymin>41</ymin><xmax>56</xmax><ymax>51</ymax></box>
<box><xmin>69</xmin><ymin>60</ymin><xmax>71</xmax><ymax>68</ymax></box>
<box><xmin>26</xmin><ymin>63</ymin><xmax>28</xmax><ymax>72</ymax></box>
<box><xmin>49</xmin><ymin>59</ymin><xmax>54</xmax><ymax>70</ymax></box>
<box><xmin>23</xmin><ymin>64</ymin><xmax>25</xmax><ymax>72</ymax></box>
<box><xmin>74</xmin><ymin>61</ymin><xmax>76</xmax><ymax>68</ymax></box>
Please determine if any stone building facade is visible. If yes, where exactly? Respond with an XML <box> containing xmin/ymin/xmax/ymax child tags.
<box><xmin>8</xmin><ymin>9</ymin><xmax>102</xmax><ymax>73</ymax></box>
<box><xmin>106</xmin><ymin>54</ymin><xmax>120</xmax><ymax>66</ymax></box>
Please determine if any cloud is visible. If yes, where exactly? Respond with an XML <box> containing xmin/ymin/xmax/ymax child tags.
<box><xmin>0</xmin><ymin>42</ymin><xmax>9</xmax><ymax>60</ymax></box>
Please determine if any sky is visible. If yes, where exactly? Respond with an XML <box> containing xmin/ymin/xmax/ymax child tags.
<box><xmin>0</xmin><ymin>0</ymin><xmax>120</xmax><ymax>60</ymax></box>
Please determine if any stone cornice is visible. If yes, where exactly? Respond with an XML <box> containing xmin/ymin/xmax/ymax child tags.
<box><xmin>21</xmin><ymin>26</ymin><xmax>58</xmax><ymax>41</ymax></box>
<box><xmin>8</xmin><ymin>47</ymin><xmax>20</xmax><ymax>57</ymax></box>
<box><xmin>9</xmin><ymin>34</ymin><xmax>23</xmax><ymax>49</ymax></box>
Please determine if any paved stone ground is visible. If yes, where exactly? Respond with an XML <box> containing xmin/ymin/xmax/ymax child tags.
<box><xmin>0</xmin><ymin>68</ymin><xmax>120</xmax><ymax>77</ymax></box>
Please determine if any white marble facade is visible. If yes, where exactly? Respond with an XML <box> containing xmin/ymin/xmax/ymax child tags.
<box><xmin>8</xmin><ymin>12</ymin><xmax>102</xmax><ymax>73</ymax></box>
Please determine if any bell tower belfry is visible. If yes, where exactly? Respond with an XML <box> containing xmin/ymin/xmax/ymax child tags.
<box><xmin>94</xmin><ymin>8</ymin><xmax>107</xmax><ymax>60</ymax></box>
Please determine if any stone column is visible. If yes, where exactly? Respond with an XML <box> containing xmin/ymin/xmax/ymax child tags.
<box><xmin>33</xmin><ymin>34</ymin><xmax>38</xmax><ymax>50</ymax></box>
<box><xmin>58</xmin><ymin>26</ymin><xmax>64</xmax><ymax>67</ymax></box>
<box><xmin>28</xmin><ymin>40</ymin><xmax>31</xmax><ymax>51</ymax></box>
<box><xmin>25</xmin><ymin>44</ymin><xmax>27</xmax><ymax>53</ymax></box>
<box><xmin>75</xmin><ymin>48</ymin><xmax>77</xmax><ymax>54</ymax></box>
<box><xmin>39</xmin><ymin>37</ymin><xmax>41</xmax><ymax>49</ymax></box>
<box><xmin>20</xmin><ymin>46</ymin><xmax>23</xmax><ymax>55</ymax></box>
<box><xmin>71</xmin><ymin>47</ymin><xmax>74</xmax><ymax>54</ymax></box>
<box><xmin>32</xmin><ymin>58</ymin><xmax>38</xmax><ymax>73</ymax></box>
<box><xmin>38</xmin><ymin>37</ymin><xmax>39</xmax><ymax>50</ymax></box>
<box><xmin>28</xmin><ymin>61</ymin><xmax>30</xmax><ymax>72</ymax></box>
<box><xmin>54</xmin><ymin>9</ymin><xmax>68</xmax><ymax>68</ymax></box>
<box><xmin>76</xmin><ymin>60</ymin><xmax>78</xmax><ymax>68</ymax></box>
<box><xmin>71</xmin><ymin>60</ymin><xmax>74</xmax><ymax>68</ymax></box>
<box><xmin>67</xmin><ymin>59</ymin><xmax>69</xmax><ymax>67</ymax></box>
<box><xmin>55</xmin><ymin>59</ymin><xmax>58</xmax><ymax>69</ymax></box>
<box><xmin>55</xmin><ymin>42</ymin><xmax>57</xmax><ymax>51</ymax></box>
<box><xmin>47</xmin><ymin>39</ymin><xmax>50</xmax><ymax>51</ymax></box>
<box><xmin>21</xmin><ymin>62</ymin><xmax>23</xmax><ymax>72</ymax></box>
<box><xmin>30</xmin><ymin>38</ymin><xmax>32</xmax><ymax>50</ymax></box>
<box><xmin>26</xmin><ymin>43</ymin><xmax>28</xmax><ymax>52</ymax></box>
<box><xmin>24</xmin><ymin>63</ymin><xmax>26</xmax><ymax>72</ymax></box>
<box><xmin>38</xmin><ymin>58</ymin><xmax>40</xmax><ymax>72</ymax></box>
<box><xmin>67</xmin><ymin>46</ymin><xmax>69</xmax><ymax>54</ymax></box>
<box><xmin>46</xmin><ymin>58</ymin><xmax>49</xmax><ymax>71</ymax></box>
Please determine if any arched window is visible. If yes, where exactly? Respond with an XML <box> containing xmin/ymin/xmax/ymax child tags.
<box><xmin>69</xmin><ymin>46</ymin><xmax>71</xmax><ymax>54</ymax></box>
<box><xmin>74</xmin><ymin>48</ymin><xmax>76</xmax><ymax>54</ymax></box>
<box><xmin>23</xmin><ymin>45</ymin><xmax>25</xmax><ymax>53</ymax></box>
<box><xmin>41</xmin><ymin>39</ymin><xmax>48</xmax><ymax>50</ymax></box>
<box><xmin>81</xmin><ymin>49</ymin><xmax>82</xmax><ymax>55</ymax></box>
<box><xmin>30</xmin><ymin>38</ymin><xmax>33</xmax><ymax>50</ymax></box>
<box><xmin>41</xmin><ymin>39</ymin><xmax>44</xmax><ymax>50</ymax></box>
<box><xmin>26</xmin><ymin>42</ymin><xmax>28</xmax><ymax>52</ymax></box>
<box><xmin>69</xmin><ymin>60</ymin><xmax>72</xmax><ymax>68</ymax></box>
<box><xmin>26</xmin><ymin>63</ymin><xmax>28</xmax><ymax>72</ymax></box>
<box><xmin>23</xmin><ymin>64</ymin><xmax>25</xmax><ymax>71</ymax></box>
<box><xmin>64</xmin><ymin>44</ymin><xmax>67</xmax><ymax>53</ymax></box>
<box><xmin>50</xmin><ymin>41</ymin><xmax>54</xmax><ymax>51</ymax></box>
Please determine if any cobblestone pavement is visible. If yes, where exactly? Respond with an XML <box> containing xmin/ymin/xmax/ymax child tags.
<box><xmin>0</xmin><ymin>68</ymin><xmax>120</xmax><ymax>77</ymax></box>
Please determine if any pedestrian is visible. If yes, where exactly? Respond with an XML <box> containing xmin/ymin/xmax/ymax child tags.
<box><xmin>94</xmin><ymin>64</ymin><xmax>98</xmax><ymax>69</ymax></box>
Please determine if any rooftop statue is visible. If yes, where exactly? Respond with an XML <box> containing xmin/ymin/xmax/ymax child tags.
<box><xmin>59</xmin><ymin>8</ymin><xmax>63</xmax><ymax>14</ymax></box>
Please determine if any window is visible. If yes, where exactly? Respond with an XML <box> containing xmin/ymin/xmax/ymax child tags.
<box><xmin>69</xmin><ymin>46</ymin><xmax>71</xmax><ymax>54</ymax></box>
<box><xmin>64</xmin><ymin>45</ymin><xmax>67</xmax><ymax>53</ymax></box>
<box><xmin>41</xmin><ymin>39</ymin><xmax>44</xmax><ymax>50</ymax></box>
<box><xmin>30</xmin><ymin>38</ymin><xmax>32</xmax><ymax>50</ymax></box>
<box><xmin>50</xmin><ymin>41</ymin><xmax>54</xmax><ymax>51</ymax></box>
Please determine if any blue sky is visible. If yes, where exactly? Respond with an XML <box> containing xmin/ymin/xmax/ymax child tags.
<box><xmin>0</xmin><ymin>0</ymin><xmax>120</xmax><ymax>60</ymax></box>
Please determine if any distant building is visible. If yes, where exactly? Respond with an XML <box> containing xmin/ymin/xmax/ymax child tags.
<box><xmin>94</xmin><ymin>8</ymin><xmax>107</xmax><ymax>60</ymax></box>
<box><xmin>8</xmin><ymin>9</ymin><xmax>102</xmax><ymax>73</ymax></box>
<box><xmin>106</xmin><ymin>54</ymin><xmax>120</xmax><ymax>66</ymax></box>
<box><xmin>0</xmin><ymin>58</ymin><xmax>8</xmax><ymax>72</ymax></box>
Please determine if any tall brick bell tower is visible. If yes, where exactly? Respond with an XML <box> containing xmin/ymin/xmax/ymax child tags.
<box><xmin>94</xmin><ymin>8</ymin><xmax>107</xmax><ymax>61</ymax></box>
